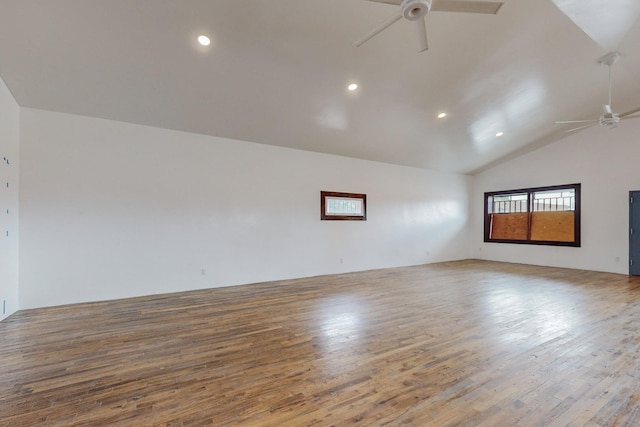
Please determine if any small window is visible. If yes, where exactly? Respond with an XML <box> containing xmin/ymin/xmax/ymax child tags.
<box><xmin>484</xmin><ymin>184</ymin><xmax>580</xmax><ymax>246</ymax></box>
<box><xmin>321</xmin><ymin>191</ymin><xmax>366</xmax><ymax>221</ymax></box>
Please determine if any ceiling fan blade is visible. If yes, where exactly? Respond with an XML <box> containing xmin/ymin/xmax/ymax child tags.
<box><xmin>432</xmin><ymin>0</ymin><xmax>503</xmax><ymax>14</ymax></box>
<box><xmin>620</xmin><ymin>106</ymin><xmax>640</xmax><ymax>118</ymax></box>
<box><xmin>556</xmin><ymin>119</ymin><xmax>598</xmax><ymax>124</ymax></box>
<box><xmin>354</xmin><ymin>11</ymin><xmax>403</xmax><ymax>47</ymax></box>
<box><xmin>416</xmin><ymin>16</ymin><xmax>428</xmax><ymax>51</ymax></box>
<box><xmin>566</xmin><ymin>123</ymin><xmax>598</xmax><ymax>133</ymax></box>
<box><xmin>364</xmin><ymin>0</ymin><xmax>401</xmax><ymax>4</ymax></box>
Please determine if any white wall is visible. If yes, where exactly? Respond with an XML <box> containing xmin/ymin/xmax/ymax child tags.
<box><xmin>19</xmin><ymin>108</ymin><xmax>472</xmax><ymax>309</ymax></box>
<box><xmin>0</xmin><ymin>76</ymin><xmax>19</xmax><ymax>320</ymax></box>
<box><xmin>473</xmin><ymin>119</ymin><xmax>640</xmax><ymax>274</ymax></box>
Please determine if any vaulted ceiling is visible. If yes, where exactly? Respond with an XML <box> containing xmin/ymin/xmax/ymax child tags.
<box><xmin>1</xmin><ymin>0</ymin><xmax>639</xmax><ymax>174</ymax></box>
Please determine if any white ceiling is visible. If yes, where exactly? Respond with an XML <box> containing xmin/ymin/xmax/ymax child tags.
<box><xmin>1</xmin><ymin>0</ymin><xmax>639</xmax><ymax>174</ymax></box>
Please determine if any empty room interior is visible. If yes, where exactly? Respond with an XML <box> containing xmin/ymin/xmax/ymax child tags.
<box><xmin>3</xmin><ymin>0</ymin><xmax>640</xmax><ymax>425</ymax></box>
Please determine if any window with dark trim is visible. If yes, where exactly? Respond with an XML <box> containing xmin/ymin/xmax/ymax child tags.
<box><xmin>321</xmin><ymin>191</ymin><xmax>366</xmax><ymax>221</ymax></box>
<box><xmin>484</xmin><ymin>183</ymin><xmax>581</xmax><ymax>246</ymax></box>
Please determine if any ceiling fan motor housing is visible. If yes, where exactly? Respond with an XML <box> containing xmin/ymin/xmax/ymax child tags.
<box><xmin>600</xmin><ymin>115</ymin><xmax>620</xmax><ymax>127</ymax></box>
<box><xmin>402</xmin><ymin>0</ymin><xmax>432</xmax><ymax>20</ymax></box>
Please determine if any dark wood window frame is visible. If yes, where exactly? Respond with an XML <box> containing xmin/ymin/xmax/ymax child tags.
<box><xmin>484</xmin><ymin>183</ymin><xmax>581</xmax><ymax>247</ymax></box>
<box><xmin>321</xmin><ymin>191</ymin><xmax>367</xmax><ymax>221</ymax></box>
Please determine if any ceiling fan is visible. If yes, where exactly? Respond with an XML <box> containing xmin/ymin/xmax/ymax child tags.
<box><xmin>556</xmin><ymin>52</ymin><xmax>640</xmax><ymax>132</ymax></box>
<box><xmin>354</xmin><ymin>0</ymin><xmax>504</xmax><ymax>52</ymax></box>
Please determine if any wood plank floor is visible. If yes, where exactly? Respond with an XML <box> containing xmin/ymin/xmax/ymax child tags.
<box><xmin>2</xmin><ymin>260</ymin><xmax>640</xmax><ymax>426</ymax></box>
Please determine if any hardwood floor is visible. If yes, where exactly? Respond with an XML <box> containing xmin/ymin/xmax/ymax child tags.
<box><xmin>2</xmin><ymin>260</ymin><xmax>640</xmax><ymax>426</ymax></box>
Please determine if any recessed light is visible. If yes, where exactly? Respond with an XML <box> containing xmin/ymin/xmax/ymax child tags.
<box><xmin>197</xmin><ymin>35</ymin><xmax>211</xmax><ymax>46</ymax></box>
<box><xmin>347</xmin><ymin>83</ymin><xmax>358</xmax><ymax>91</ymax></box>
<box><xmin>496</xmin><ymin>131</ymin><xmax>504</xmax><ymax>137</ymax></box>
<box><xmin>437</xmin><ymin>112</ymin><xmax>447</xmax><ymax>119</ymax></box>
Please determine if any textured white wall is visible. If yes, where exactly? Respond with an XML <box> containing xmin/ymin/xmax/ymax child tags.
<box><xmin>0</xmin><ymin>76</ymin><xmax>19</xmax><ymax>320</ymax></box>
<box><xmin>19</xmin><ymin>108</ymin><xmax>472</xmax><ymax>309</ymax></box>
<box><xmin>473</xmin><ymin>118</ymin><xmax>640</xmax><ymax>274</ymax></box>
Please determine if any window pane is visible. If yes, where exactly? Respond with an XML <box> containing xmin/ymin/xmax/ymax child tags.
<box><xmin>326</xmin><ymin>197</ymin><xmax>363</xmax><ymax>215</ymax></box>
<box><xmin>491</xmin><ymin>193</ymin><xmax>528</xmax><ymax>213</ymax></box>
<box><xmin>533</xmin><ymin>188</ymin><xmax>575</xmax><ymax>212</ymax></box>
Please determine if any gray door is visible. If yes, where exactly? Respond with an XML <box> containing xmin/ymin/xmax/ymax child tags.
<box><xmin>630</xmin><ymin>191</ymin><xmax>640</xmax><ymax>275</ymax></box>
